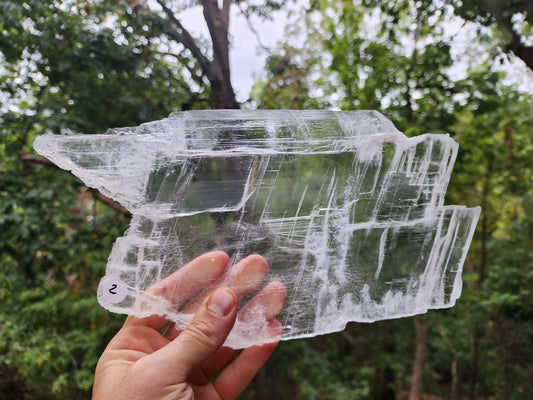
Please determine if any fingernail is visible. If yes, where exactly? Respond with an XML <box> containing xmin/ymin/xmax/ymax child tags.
<box><xmin>207</xmin><ymin>288</ymin><xmax>235</xmax><ymax>317</ymax></box>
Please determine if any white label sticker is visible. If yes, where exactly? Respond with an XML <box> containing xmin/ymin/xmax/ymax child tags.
<box><xmin>99</xmin><ymin>277</ymin><xmax>128</xmax><ymax>304</ymax></box>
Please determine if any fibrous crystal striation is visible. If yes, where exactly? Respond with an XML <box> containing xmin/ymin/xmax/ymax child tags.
<box><xmin>34</xmin><ymin>110</ymin><xmax>480</xmax><ymax>348</ymax></box>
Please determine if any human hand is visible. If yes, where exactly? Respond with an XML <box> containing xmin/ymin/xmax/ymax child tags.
<box><xmin>92</xmin><ymin>251</ymin><xmax>286</xmax><ymax>400</ymax></box>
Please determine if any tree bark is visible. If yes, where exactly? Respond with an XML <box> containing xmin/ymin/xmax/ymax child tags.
<box><xmin>152</xmin><ymin>0</ymin><xmax>239</xmax><ymax>109</ymax></box>
<box><xmin>409</xmin><ymin>315</ymin><xmax>429</xmax><ymax>400</ymax></box>
<box><xmin>468</xmin><ymin>155</ymin><xmax>493</xmax><ymax>400</ymax></box>
<box><xmin>201</xmin><ymin>0</ymin><xmax>239</xmax><ymax>108</ymax></box>
<box><xmin>451</xmin><ymin>357</ymin><xmax>457</xmax><ymax>400</ymax></box>
<box><xmin>468</xmin><ymin>333</ymin><xmax>479</xmax><ymax>400</ymax></box>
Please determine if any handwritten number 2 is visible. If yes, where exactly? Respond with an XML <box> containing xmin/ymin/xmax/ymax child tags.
<box><xmin>109</xmin><ymin>284</ymin><xmax>118</xmax><ymax>295</ymax></box>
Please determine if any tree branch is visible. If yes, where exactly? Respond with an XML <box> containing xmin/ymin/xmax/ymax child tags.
<box><xmin>150</xmin><ymin>0</ymin><xmax>213</xmax><ymax>78</ymax></box>
<box><xmin>478</xmin><ymin>0</ymin><xmax>533</xmax><ymax>71</ymax></box>
<box><xmin>88</xmin><ymin>189</ymin><xmax>132</xmax><ymax>216</ymax></box>
<box><xmin>133</xmin><ymin>0</ymin><xmax>238</xmax><ymax>108</ymax></box>
<box><xmin>508</xmin><ymin>30</ymin><xmax>533</xmax><ymax>71</ymax></box>
<box><xmin>236</xmin><ymin>1</ymin><xmax>270</xmax><ymax>52</ymax></box>
<box><xmin>18</xmin><ymin>152</ymin><xmax>57</xmax><ymax>167</ymax></box>
<box><xmin>19</xmin><ymin>153</ymin><xmax>132</xmax><ymax>217</ymax></box>
<box><xmin>161</xmin><ymin>51</ymin><xmax>208</xmax><ymax>86</ymax></box>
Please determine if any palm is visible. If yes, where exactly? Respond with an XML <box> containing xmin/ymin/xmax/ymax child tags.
<box><xmin>92</xmin><ymin>252</ymin><xmax>285</xmax><ymax>400</ymax></box>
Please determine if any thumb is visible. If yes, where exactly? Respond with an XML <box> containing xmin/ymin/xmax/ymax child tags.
<box><xmin>154</xmin><ymin>287</ymin><xmax>238</xmax><ymax>381</ymax></box>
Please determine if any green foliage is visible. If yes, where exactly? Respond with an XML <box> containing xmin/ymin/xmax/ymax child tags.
<box><xmin>0</xmin><ymin>1</ymin><xmax>209</xmax><ymax>397</ymax></box>
<box><xmin>251</xmin><ymin>0</ymin><xmax>533</xmax><ymax>398</ymax></box>
<box><xmin>0</xmin><ymin>160</ymin><xmax>127</xmax><ymax>398</ymax></box>
<box><xmin>2</xmin><ymin>0</ymin><xmax>533</xmax><ymax>398</ymax></box>
<box><xmin>250</xmin><ymin>45</ymin><xmax>324</xmax><ymax>109</ymax></box>
<box><xmin>445</xmin><ymin>85</ymin><xmax>533</xmax><ymax>398</ymax></box>
<box><xmin>0</xmin><ymin>0</ymin><xmax>208</xmax><ymax>136</ymax></box>
<box><xmin>449</xmin><ymin>0</ymin><xmax>533</xmax><ymax>71</ymax></box>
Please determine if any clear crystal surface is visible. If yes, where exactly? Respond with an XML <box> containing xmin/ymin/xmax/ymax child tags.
<box><xmin>33</xmin><ymin>110</ymin><xmax>480</xmax><ymax>348</ymax></box>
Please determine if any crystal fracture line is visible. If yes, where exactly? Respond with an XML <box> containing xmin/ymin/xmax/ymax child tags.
<box><xmin>33</xmin><ymin>110</ymin><xmax>481</xmax><ymax>349</ymax></box>
<box><xmin>375</xmin><ymin>227</ymin><xmax>389</xmax><ymax>280</ymax></box>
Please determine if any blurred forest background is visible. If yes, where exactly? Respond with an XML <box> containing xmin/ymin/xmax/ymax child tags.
<box><xmin>1</xmin><ymin>0</ymin><xmax>532</xmax><ymax>399</ymax></box>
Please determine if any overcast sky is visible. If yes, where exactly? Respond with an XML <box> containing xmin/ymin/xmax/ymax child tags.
<box><xmin>178</xmin><ymin>2</ymin><xmax>533</xmax><ymax>104</ymax></box>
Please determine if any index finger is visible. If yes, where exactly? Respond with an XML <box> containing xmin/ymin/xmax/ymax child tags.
<box><xmin>181</xmin><ymin>254</ymin><xmax>269</xmax><ymax>314</ymax></box>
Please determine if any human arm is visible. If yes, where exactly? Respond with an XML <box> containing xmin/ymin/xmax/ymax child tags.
<box><xmin>92</xmin><ymin>251</ymin><xmax>286</xmax><ymax>400</ymax></box>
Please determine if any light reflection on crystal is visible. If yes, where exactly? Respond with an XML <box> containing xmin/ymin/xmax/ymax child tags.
<box><xmin>34</xmin><ymin>110</ymin><xmax>480</xmax><ymax>348</ymax></box>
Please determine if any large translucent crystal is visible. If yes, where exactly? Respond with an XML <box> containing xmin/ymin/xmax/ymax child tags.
<box><xmin>33</xmin><ymin>110</ymin><xmax>480</xmax><ymax>348</ymax></box>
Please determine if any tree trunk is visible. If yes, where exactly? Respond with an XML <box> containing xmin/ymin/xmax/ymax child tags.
<box><xmin>451</xmin><ymin>357</ymin><xmax>457</xmax><ymax>400</ymax></box>
<box><xmin>151</xmin><ymin>0</ymin><xmax>240</xmax><ymax>109</ymax></box>
<box><xmin>409</xmin><ymin>315</ymin><xmax>429</xmax><ymax>400</ymax></box>
<box><xmin>469</xmin><ymin>155</ymin><xmax>493</xmax><ymax>400</ymax></box>
<box><xmin>468</xmin><ymin>333</ymin><xmax>479</xmax><ymax>400</ymax></box>
<box><xmin>201</xmin><ymin>0</ymin><xmax>239</xmax><ymax>109</ymax></box>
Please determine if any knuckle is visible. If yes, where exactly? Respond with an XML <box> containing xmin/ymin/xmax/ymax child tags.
<box><xmin>183</xmin><ymin>319</ymin><xmax>221</xmax><ymax>348</ymax></box>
